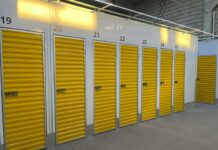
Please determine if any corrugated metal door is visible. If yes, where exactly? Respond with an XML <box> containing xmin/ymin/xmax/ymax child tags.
<box><xmin>94</xmin><ymin>41</ymin><xmax>116</xmax><ymax>134</ymax></box>
<box><xmin>160</xmin><ymin>49</ymin><xmax>173</xmax><ymax>116</ymax></box>
<box><xmin>174</xmin><ymin>51</ymin><xmax>185</xmax><ymax>112</ymax></box>
<box><xmin>1</xmin><ymin>30</ymin><xmax>45</xmax><ymax>149</ymax></box>
<box><xmin>55</xmin><ymin>36</ymin><xmax>85</xmax><ymax>144</ymax></box>
<box><xmin>142</xmin><ymin>47</ymin><xmax>157</xmax><ymax>121</ymax></box>
<box><xmin>196</xmin><ymin>56</ymin><xmax>216</xmax><ymax>104</ymax></box>
<box><xmin>120</xmin><ymin>45</ymin><xmax>138</xmax><ymax>127</ymax></box>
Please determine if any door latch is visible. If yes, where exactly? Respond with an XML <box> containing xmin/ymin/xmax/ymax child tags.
<box><xmin>95</xmin><ymin>86</ymin><xmax>102</xmax><ymax>91</ymax></box>
<box><xmin>120</xmin><ymin>84</ymin><xmax>127</xmax><ymax>88</ymax></box>
<box><xmin>4</xmin><ymin>91</ymin><xmax>18</xmax><ymax>97</ymax></box>
<box><xmin>143</xmin><ymin>83</ymin><xmax>148</xmax><ymax>86</ymax></box>
<box><xmin>160</xmin><ymin>81</ymin><xmax>165</xmax><ymax>86</ymax></box>
<box><xmin>56</xmin><ymin>88</ymin><xmax>67</xmax><ymax>94</ymax></box>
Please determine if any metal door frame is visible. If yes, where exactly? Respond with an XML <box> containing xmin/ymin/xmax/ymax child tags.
<box><xmin>93</xmin><ymin>40</ymin><xmax>117</xmax><ymax>134</ymax></box>
<box><xmin>119</xmin><ymin>43</ymin><xmax>139</xmax><ymax>127</ymax></box>
<box><xmin>160</xmin><ymin>49</ymin><xmax>173</xmax><ymax>117</ymax></box>
<box><xmin>53</xmin><ymin>35</ymin><xmax>87</xmax><ymax>145</ymax></box>
<box><xmin>141</xmin><ymin>46</ymin><xmax>158</xmax><ymax>121</ymax></box>
<box><xmin>0</xmin><ymin>29</ymin><xmax>6</xmax><ymax>150</ymax></box>
<box><xmin>0</xmin><ymin>28</ymin><xmax>47</xmax><ymax>150</ymax></box>
<box><xmin>196</xmin><ymin>55</ymin><xmax>217</xmax><ymax>105</ymax></box>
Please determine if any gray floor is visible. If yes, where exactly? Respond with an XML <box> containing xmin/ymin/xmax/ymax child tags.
<box><xmin>50</xmin><ymin>103</ymin><xmax>218</xmax><ymax>150</ymax></box>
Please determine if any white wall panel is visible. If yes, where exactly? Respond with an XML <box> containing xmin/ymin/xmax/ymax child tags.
<box><xmin>0</xmin><ymin>0</ymin><xmax>198</xmax><ymax>145</ymax></box>
<box><xmin>185</xmin><ymin>51</ymin><xmax>197</xmax><ymax>103</ymax></box>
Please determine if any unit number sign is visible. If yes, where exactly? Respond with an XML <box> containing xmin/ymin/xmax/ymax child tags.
<box><xmin>1</xmin><ymin>16</ymin><xmax>12</xmax><ymax>24</ymax></box>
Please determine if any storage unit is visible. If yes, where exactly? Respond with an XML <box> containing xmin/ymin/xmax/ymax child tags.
<box><xmin>55</xmin><ymin>36</ymin><xmax>86</xmax><ymax>144</ymax></box>
<box><xmin>94</xmin><ymin>41</ymin><xmax>116</xmax><ymax>133</ymax></box>
<box><xmin>174</xmin><ymin>51</ymin><xmax>185</xmax><ymax>112</ymax></box>
<box><xmin>1</xmin><ymin>30</ymin><xmax>46</xmax><ymax>149</ymax></box>
<box><xmin>120</xmin><ymin>45</ymin><xmax>138</xmax><ymax>127</ymax></box>
<box><xmin>160</xmin><ymin>49</ymin><xmax>173</xmax><ymax>116</ymax></box>
<box><xmin>0</xmin><ymin>1</ymin><xmax>200</xmax><ymax>148</ymax></box>
<box><xmin>142</xmin><ymin>47</ymin><xmax>157</xmax><ymax>121</ymax></box>
<box><xmin>196</xmin><ymin>56</ymin><xmax>216</xmax><ymax>104</ymax></box>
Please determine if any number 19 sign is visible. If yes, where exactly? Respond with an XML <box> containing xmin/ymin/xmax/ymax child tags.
<box><xmin>1</xmin><ymin>16</ymin><xmax>12</xmax><ymax>24</ymax></box>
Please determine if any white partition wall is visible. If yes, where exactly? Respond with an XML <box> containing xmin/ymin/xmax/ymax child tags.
<box><xmin>0</xmin><ymin>0</ymin><xmax>198</xmax><ymax>149</ymax></box>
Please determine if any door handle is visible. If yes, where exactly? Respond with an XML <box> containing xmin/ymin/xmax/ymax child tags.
<box><xmin>196</xmin><ymin>78</ymin><xmax>200</xmax><ymax>81</ymax></box>
<box><xmin>56</xmin><ymin>88</ymin><xmax>67</xmax><ymax>94</ymax></box>
<box><xmin>175</xmin><ymin>81</ymin><xmax>179</xmax><ymax>84</ymax></box>
<box><xmin>120</xmin><ymin>84</ymin><xmax>127</xmax><ymax>88</ymax></box>
<box><xmin>4</xmin><ymin>91</ymin><xmax>18</xmax><ymax>97</ymax></box>
<box><xmin>160</xmin><ymin>81</ymin><xmax>165</xmax><ymax>86</ymax></box>
<box><xmin>143</xmin><ymin>82</ymin><xmax>148</xmax><ymax>86</ymax></box>
<box><xmin>95</xmin><ymin>86</ymin><xmax>102</xmax><ymax>91</ymax></box>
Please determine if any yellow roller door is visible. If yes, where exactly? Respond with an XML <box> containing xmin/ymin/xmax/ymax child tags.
<box><xmin>196</xmin><ymin>56</ymin><xmax>216</xmax><ymax>104</ymax></box>
<box><xmin>55</xmin><ymin>36</ymin><xmax>85</xmax><ymax>144</ymax></box>
<box><xmin>94</xmin><ymin>41</ymin><xmax>116</xmax><ymax>133</ymax></box>
<box><xmin>1</xmin><ymin>30</ymin><xmax>45</xmax><ymax>150</ymax></box>
<box><xmin>160</xmin><ymin>49</ymin><xmax>173</xmax><ymax>116</ymax></box>
<box><xmin>174</xmin><ymin>51</ymin><xmax>185</xmax><ymax>113</ymax></box>
<box><xmin>142</xmin><ymin>47</ymin><xmax>157</xmax><ymax>121</ymax></box>
<box><xmin>120</xmin><ymin>45</ymin><xmax>138</xmax><ymax>127</ymax></box>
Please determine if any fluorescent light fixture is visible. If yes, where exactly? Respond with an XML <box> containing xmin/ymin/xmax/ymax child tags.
<box><xmin>160</xmin><ymin>28</ymin><xmax>169</xmax><ymax>44</ymax></box>
<box><xmin>17</xmin><ymin>0</ymin><xmax>48</xmax><ymax>22</ymax></box>
<box><xmin>176</xmin><ymin>32</ymin><xmax>192</xmax><ymax>48</ymax></box>
<box><xmin>57</xmin><ymin>5</ymin><xmax>97</xmax><ymax>30</ymax></box>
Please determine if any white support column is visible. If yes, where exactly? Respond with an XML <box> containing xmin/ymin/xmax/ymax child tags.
<box><xmin>156</xmin><ymin>47</ymin><xmax>161</xmax><ymax>114</ymax></box>
<box><xmin>138</xmin><ymin>45</ymin><xmax>143</xmax><ymax>122</ymax></box>
<box><xmin>85</xmin><ymin>39</ymin><xmax>94</xmax><ymax>136</ymax></box>
<box><xmin>116</xmin><ymin>43</ymin><xmax>120</xmax><ymax>127</ymax></box>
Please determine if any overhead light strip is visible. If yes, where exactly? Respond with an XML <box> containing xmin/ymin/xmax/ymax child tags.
<box><xmin>94</xmin><ymin>0</ymin><xmax>218</xmax><ymax>38</ymax></box>
<box><xmin>51</xmin><ymin>0</ymin><xmax>218</xmax><ymax>39</ymax></box>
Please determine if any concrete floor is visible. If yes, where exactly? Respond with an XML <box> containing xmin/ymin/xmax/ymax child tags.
<box><xmin>51</xmin><ymin>103</ymin><xmax>218</xmax><ymax>150</ymax></box>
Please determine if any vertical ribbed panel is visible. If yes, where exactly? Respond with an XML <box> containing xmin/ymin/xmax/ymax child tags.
<box><xmin>55</xmin><ymin>36</ymin><xmax>85</xmax><ymax>144</ymax></box>
<box><xmin>142</xmin><ymin>48</ymin><xmax>157</xmax><ymax>121</ymax></box>
<box><xmin>120</xmin><ymin>45</ymin><xmax>138</xmax><ymax>127</ymax></box>
<box><xmin>174</xmin><ymin>51</ymin><xmax>185</xmax><ymax>113</ymax></box>
<box><xmin>2</xmin><ymin>30</ymin><xmax>45</xmax><ymax>150</ymax></box>
<box><xmin>94</xmin><ymin>41</ymin><xmax>116</xmax><ymax>134</ymax></box>
<box><xmin>196</xmin><ymin>56</ymin><xmax>216</xmax><ymax>104</ymax></box>
<box><xmin>214</xmin><ymin>7</ymin><xmax>218</xmax><ymax>35</ymax></box>
<box><xmin>160</xmin><ymin>49</ymin><xmax>173</xmax><ymax>116</ymax></box>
